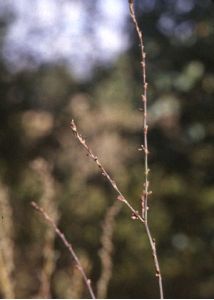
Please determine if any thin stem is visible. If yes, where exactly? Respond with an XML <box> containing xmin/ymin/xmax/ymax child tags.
<box><xmin>128</xmin><ymin>0</ymin><xmax>149</xmax><ymax>222</ymax></box>
<box><xmin>128</xmin><ymin>1</ymin><xmax>164</xmax><ymax>298</ymax></box>
<box><xmin>31</xmin><ymin>201</ymin><xmax>96</xmax><ymax>299</ymax></box>
<box><xmin>70</xmin><ymin>120</ymin><xmax>144</xmax><ymax>224</ymax></box>
<box><xmin>145</xmin><ymin>223</ymin><xmax>164</xmax><ymax>299</ymax></box>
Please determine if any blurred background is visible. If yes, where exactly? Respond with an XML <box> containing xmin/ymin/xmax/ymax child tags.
<box><xmin>0</xmin><ymin>0</ymin><xmax>214</xmax><ymax>298</ymax></box>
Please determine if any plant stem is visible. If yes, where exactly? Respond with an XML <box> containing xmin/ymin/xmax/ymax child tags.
<box><xmin>31</xmin><ymin>201</ymin><xmax>96</xmax><ymax>299</ymax></box>
<box><xmin>128</xmin><ymin>1</ymin><xmax>164</xmax><ymax>298</ymax></box>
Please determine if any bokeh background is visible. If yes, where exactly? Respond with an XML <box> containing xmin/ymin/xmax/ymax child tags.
<box><xmin>0</xmin><ymin>0</ymin><xmax>214</xmax><ymax>298</ymax></box>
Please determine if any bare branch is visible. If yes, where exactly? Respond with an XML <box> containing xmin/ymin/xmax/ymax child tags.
<box><xmin>70</xmin><ymin>120</ymin><xmax>144</xmax><ymax>224</ymax></box>
<box><xmin>31</xmin><ymin>201</ymin><xmax>96</xmax><ymax>299</ymax></box>
<box><xmin>129</xmin><ymin>0</ymin><xmax>149</xmax><ymax>222</ymax></box>
<box><xmin>69</xmin><ymin>2</ymin><xmax>164</xmax><ymax>297</ymax></box>
<box><xmin>128</xmin><ymin>1</ymin><xmax>164</xmax><ymax>298</ymax></box>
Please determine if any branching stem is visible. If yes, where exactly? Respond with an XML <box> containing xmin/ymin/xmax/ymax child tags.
<box><xmin>129</xmin><ymin>0</ymin><xmax>164</xmax><ymax>298</ymax></box>
<box><xmin>70</xmin><ymin>120</ymin><xmax>144</xmax><ymax>224</ymax></box>
<box><xmin>70</xmin><ymin>2</ymin><xmax>164</xmax><ymax>297</ymax></box>
<box><xmin>70</xmin><ymin>119</ymin><xmax>163</xmax><ymax>298</ymax></box>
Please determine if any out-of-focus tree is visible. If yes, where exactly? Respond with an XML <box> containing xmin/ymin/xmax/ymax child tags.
<box><xmin>0</xmin><ymin>0</ymin><xmax>214</xmax><ymax>298</ymax></box>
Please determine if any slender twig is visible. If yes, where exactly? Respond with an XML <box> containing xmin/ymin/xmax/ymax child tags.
<box><xmin>129</xmin><ymin>0</ymin><xmax>164</xmax><ymax>298</ymax></box>
<box><xmin>70</xmin><ymin>120</ymin><xmax>144</xmax><ymax>224</ymax></box>
<box><xmin>128</xmin><ymin>0</ymin><xmax>149</xmax><ymax>221</ymax></box>
<box><xmin>70</xmin><ymin>2</ymin><xmax>164</xmax><ymax>297</ymax></box>
<box><xmin>31</xmin><ymin>201</ymin><xmax>96</xmax><ymax>299</ymax></box>
<box><xmin>97</xmin><ymin>201</ymin><xmax>122</xmax><ymax>299</ymax></box>
<box><xmin>70</xmin><ymin>119</ymin><xmax>163</xmax><ymax>297</ymax></box>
